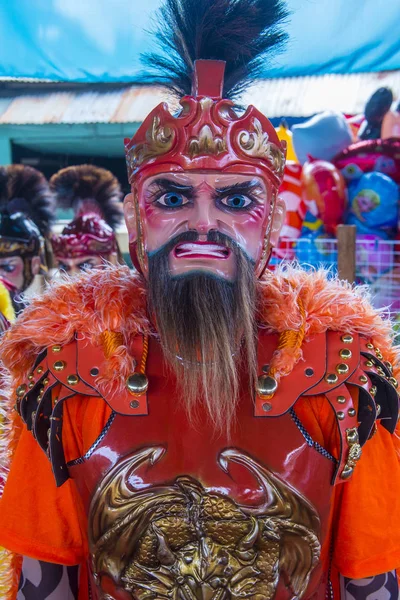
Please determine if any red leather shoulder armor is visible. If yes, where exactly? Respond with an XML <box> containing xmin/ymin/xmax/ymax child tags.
<box><xmin>15</xmin><ymin>329</ymin><xmax>399</xmax><ymax>487</ymax></box>
<box><xmin>256</xmin><ymin>329</ymin><xmax>399</xmax><ymax>484</ymax></box>
<box><xmin>15</xmin><ymin>333</ymin><xmax>149</xmax><ymax>485</ymax></box>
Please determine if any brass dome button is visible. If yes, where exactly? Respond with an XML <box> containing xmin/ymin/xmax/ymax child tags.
<box><xmin>337</xmin><ymin>395</ymin><xmax>346</xmax><ymax>404</ymax></box>
<box><xmin>325</xmin><ymin>373</ymin><xmax>338</xmax><ymax>384</ymax></box>
<box><xmin>67</xmin><ymin>374</ymin><xmax>79</xmax><ymax>386</ymax></box>
<box><xmin>370</xmin><ymin>385</ymin><xmax>377</xmax><ymax>397</ymax></box>
<box><xmin>339</xmin><ymin>349</ymin><xmax>352</xmax><ymax>360</ymax></box>
<box><xmin>336</xmin><ymin>363</ymin><xmax>349</xmax><ymax>375</ymax></box>
<box><xmin>337</xmin><ymin>411</ymin><xmax>345</xmax><ymax>420</ymax></box>
<box><xmin>359</xmin><ymin>375</ymin><xmax>368</xmax><ymax>384</ymax></box>
<box><xmin>53</xmin><ymin>360</ymin><xmax>65</xmax><ymax>372</ymax></box>
<box><xmin>37</xmin><ymin>366</ymin><xmax>43</xmax><ymax>374</ymax></box>
<box><xmin>366</xmin><ymin>342</ymin><xmax>374</xmax><ymax>349</ymax></box>
<box><xmin>16</xmin><ymin>384</ymin><xmax>27</xmax><ymax>397</ymax></box>
<box><xmin>341</xmin><ymin>334</ymin><xmax>353</xmax><ymax>344</ymax></box>
<box><xmin>389</xmin><ymin>377</ymin><xmax>398</xmax><ymax>389</ymax></box>
<box><xmin>52</xmin><ymin>345</ymin><xmax>62</xmax><ymax>353</ymax></box>
<box><xmin>256</xmin><ymin>375</ymin><xmax>278</xmax><ymax>397</ymax></box>
<box><xmin>348</xmin><ymin>408</ymin><xmax>356</xmax><ymax>417</ymax></box>
<box><xmin>126</xmin><ymin>373</ymin><xmax>149</xmax><ymax>395</ymax></box>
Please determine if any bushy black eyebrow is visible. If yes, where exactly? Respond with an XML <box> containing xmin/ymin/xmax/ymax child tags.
<box><xmin>148</xmin><ymin>178</ymin><xmax>196</xmax><ymax>199</ymax></box>
<box><xmin>213</xmin><ymin>180</ymin><xmax>264</xmax><ymax>197</ymax></box>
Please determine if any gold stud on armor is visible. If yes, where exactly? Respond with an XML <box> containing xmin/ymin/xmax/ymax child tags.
<box><xmin>67</xmin><ymin>374</ymin><xmax>79</xmax><ymax>386</ymax></box>
<box><xmin>337</xmin><ymin>411</ymin><xmax>345</xmax><ymax>420</ymax></box>
<box><xmin>339</xmin><ymin>349</ymin><xmax>352</xmax><ymax>360</ymax></box>
<box><xmin>365</xmin><ymin>360</ymin><xmax>373</xmax><ymax>368</ymax></box>
<box><xmin>52</xmin><ymin>345</ymin><xmax>62</xmax><ymax>353</ymax></box>
<box><xmin>337</xmin><ymin>395</ymin><xmax>346</xmax><ymax>404</ymax></box>
<box><xmin>28</xmin><ymin>374</ymin><xmax>34</xmax><ymax>381</ymax></box>
<box><xmin>325</xmin><ymin>373</ymin><xmax>338</xmax><ymax>384</ymax></box>
<box><xmin>341</xmin><ymin>334</ymin><xmax>353</xmax><ymax>344</ymax></box>
<box><xmin>348</xmin><ymin>408</ymin><xmax>356</xmax><ymax>417</ymax></box>
<box><xmin>359</xmin><ymin>375</ymin><xmax>368</xmax><ymax>384</ymax></box>
<box><xmin>370</xmin><ymin>386</ymin><xmax>377</xmax><ymax>397</ymax></box>
<box><xmin>389</xmin><ymin>377</ymin><xmax>398</xmax><ymax>389</ymax></box>
<box><xmin>37</xmin><ymin>366</ymin><xmax>43</xmax><ymax>374</ymax></box>
<box><xmin>366</xmin><ymin>342</ymin><xmax>374</xmax><ymax>349</ymax></box>
<box><xmin>336</xmin><ymin>363</ymin><xmax>349</xmax><ymax>375</ymax></box>
<box><xmin>385</xmin><ymin>361</ymin><xmax>393</xmax><ymax>373</ymax></box>
<box><xmin>28</xmin><ymin>382</ymin><xmax>34</xmax><ymax>389</ymax></box>
<box><xmin>126</xmin><ymin>373</ymin><xmax>149</xmax><ymax>395</ymax></box>
<box><xmin>256</xmin><ymin>375</ymin><xmax>278</xmax><ymax>397</ymax></box>
<box><xmin>16</xmin><ymin>384</ymin><xmax>27</xmax><ymax>397</ymax></box>
<box><xmin>53</xmin><ymin>360</ymin><xmax>65</xmax><ymax>372</ymax></box>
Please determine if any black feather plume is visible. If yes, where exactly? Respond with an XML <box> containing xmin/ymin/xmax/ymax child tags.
<box><xmin>142</xmin><ymin>0</ymin><xmax>289</xmax><ymax>100</ymax></box>
<box><xmin>50</xmin><ymin>165</ymin><xmax>123</xmax><ymax>231</ymax></box>
<box><xmin>0</xmin><ymin>165</ymin><xmax>55</xmax><ymax>236</ymax></box>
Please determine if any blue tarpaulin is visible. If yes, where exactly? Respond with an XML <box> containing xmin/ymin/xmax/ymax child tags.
<box><xmin>0</xmin><ymin>0</ymin><xmax>400</xmax><ymax>82</ymax></box>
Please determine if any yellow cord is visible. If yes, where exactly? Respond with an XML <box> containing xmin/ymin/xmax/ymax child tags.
<box><xmin>264</xmin><ymin>294</ymin><xmax>306</xmax><ymax>398</ymax></box>
<box><xmin>100</xmin><ymin>330</ymin><xmax>149</xmax><ymax>374</ymax></box>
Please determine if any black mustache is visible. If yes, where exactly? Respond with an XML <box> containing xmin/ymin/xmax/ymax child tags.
<box><xmin>148</xmin><ymin>229</ymin><xmax>245</xmax><ymax>259</ymax></box>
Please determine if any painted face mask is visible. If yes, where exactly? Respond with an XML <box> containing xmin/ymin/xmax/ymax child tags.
<box><xmin>50</xmin><ymin>165</ymin><xmax>124</xmax><ymax>273</ymax></box>
<box><xmin>0</xmin><ymin>165</ymin><xmax>54</xmax><ymax>309</ymax></box>
<box><xmin>125</xmin><ymin>60</ymin><xmax>287</xmax><ymax>281</ymax></box>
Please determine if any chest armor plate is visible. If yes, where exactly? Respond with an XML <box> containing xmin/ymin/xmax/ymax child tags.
<box><xmin>68</xmin><ymin>338</ymin><xmax>335</xmax><ymax>600</ymax></box>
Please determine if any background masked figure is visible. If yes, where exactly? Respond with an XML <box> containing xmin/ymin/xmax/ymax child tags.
<box><xmin>0</xmin><ymin>1</ymin><xmax>400</xmax><ymax>600</ymax></box>
<box><xmin>50</xmin><ymin>165</ymin><xmax>124</xmax><ymax>275</ymax></box>
<box><xmin>0</xmin><ymin>165</ymin><xmax>54</xmax><ymax>312</ymax></box>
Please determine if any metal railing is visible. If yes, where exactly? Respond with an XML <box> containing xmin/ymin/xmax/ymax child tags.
<box><xmin>271</xmin><ymin>237</ymin><xmax>400</xmax><ymax>313</ymax></box>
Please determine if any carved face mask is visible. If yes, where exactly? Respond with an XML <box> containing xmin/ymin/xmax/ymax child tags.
<box><xmin>136</xmin><ymin>171</ymin><xmax>283</xmax><ymax>281</ymax></box>
<box><xmin>124</xmin><ymin>61</ymin><xmax>287</xmax><ymax>280</ymax></box>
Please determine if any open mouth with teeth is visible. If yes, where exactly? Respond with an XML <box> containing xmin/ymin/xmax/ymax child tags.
<box><xmin>174</xmin><ymin>241</ymin><xmax>231</xmax><ymax>260</ymax></box>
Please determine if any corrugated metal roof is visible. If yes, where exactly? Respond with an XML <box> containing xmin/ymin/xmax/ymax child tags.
<box><xmin>0</xmin><ymin>71</ymin><xmax>399</xmax><ymax>125</ymax></box>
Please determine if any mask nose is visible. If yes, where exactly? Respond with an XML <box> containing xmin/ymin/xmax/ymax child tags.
<box><xmin>188</xmin><ymin>198</ymin><xmax>219</xmax><ymax>234</ymax></box>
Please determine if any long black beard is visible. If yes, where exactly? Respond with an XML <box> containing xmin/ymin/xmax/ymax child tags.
<box><xmin>148</xmin><ymin>230</ymin><xmax>257</xmax><ymax>435</ymax></box>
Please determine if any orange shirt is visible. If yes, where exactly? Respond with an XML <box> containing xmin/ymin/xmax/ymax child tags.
<box><xmin>1</xmin><ymin>392</ymin><xmax>400</xmax><ymax>597</ymax></box>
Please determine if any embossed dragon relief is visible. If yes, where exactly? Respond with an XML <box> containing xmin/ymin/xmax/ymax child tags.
<box><xmin>89</xmin><ymin>448</ymin><xmax>321</xmax><ymax>600</ymax></box>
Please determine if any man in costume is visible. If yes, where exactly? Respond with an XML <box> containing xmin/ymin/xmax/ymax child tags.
<box><xmin>50</xmin><ymin>165</ymin><xmax>123</xmax><ymax>275</ymax></box>
<box><xmin>0</xmin><ymin>165</ymin><xmax>54</xmax><ymax>313</ymax></box>
<box><xmin>1</xmin><ymin>1</ymin><xmax>400</xmax><ymax>599</ymax></box>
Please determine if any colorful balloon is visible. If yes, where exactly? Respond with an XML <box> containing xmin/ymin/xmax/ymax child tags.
<box><xmin>346</xmin><ymin>171</ymin><xmax>399</xmax><ymax>239</ymax></box>
<box><xmin>272</xmin><ymin>162</ymin><xmax>305</xmax><ymax>262</ymax></box>
<box><xmin>275</xmin><ymin>121</ymin><xmax>298</xmax><ymax>162</ymax></box>
<box><xmin>301</xmin><ymin>159</ymin><xmax>347</xmax><ymax>235</ymax></box>
<box><xmin>334</xmin><ymin>138</ymin><xmax>400</xmax><ymax>184</ymax></box>
<box><xmin>292</xmin><ymin>111</ymin><xmax>353</xmax><ymax>165</ymax></box>
<box><xmin>381</xmin><ymin>107</ymin><xmax>400</xmax><ymax>139</ymax></box>
<box><xmin>358</xmin><ymin>87</ymin><xmax>393</xmax><ymax>140</ymax></box>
